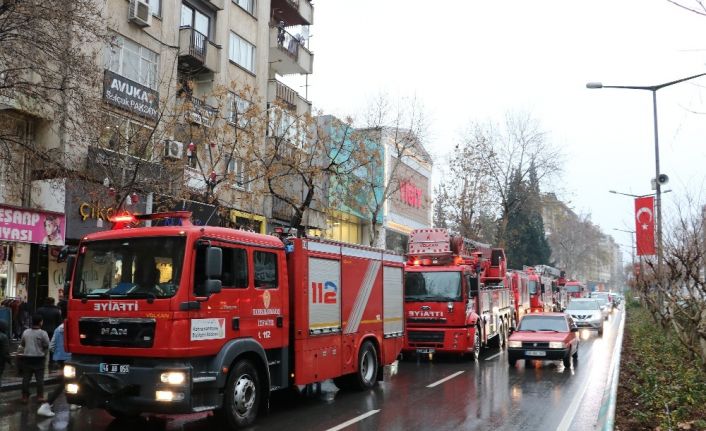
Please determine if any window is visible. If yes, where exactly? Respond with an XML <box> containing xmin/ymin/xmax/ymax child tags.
<box><xmin>227</xmin><ymin>158</ymin><xmax>250</xmax><ymax>190</ymax></box>
<box><xmin>254</xmin><ymin>251</ymin><xmax>277</xmax><ymax>288</ymax></box>
<box><xmin>221</xmin><ymin>247</ymin><xmax>248</xmax><ymax>288</ymax></box>
<box><xmin>105</xmin><ymin>34</ymin><xmax>159</xmax><ymax>89</ymax></box>
<box><xmin>99</xmin><ymin>113</ymin><xmax>155</xmax><ymax>159</ymax></box>
<box><xmin>181</xmin><ymin>3</ymin><xmax>210</xmax><ymax>37</ymax></box>
<box><xmin>145</xmin><ymin>0</ymin><xmax>161</xmax><ymax>16</ymax></box>
<box><xmin>227</xmin><ymin>92</ymin><xmax>252</xmax><ymax>128</ymax></box>
<box><xmin>234</xmin><ymin>0</ymin><xmax>255</xmax><ymax>15</ymax></box>
<box><xmin>229</xmin><ymin>32</ymin><xmax>256</xmax><ymax>73</ymax></box>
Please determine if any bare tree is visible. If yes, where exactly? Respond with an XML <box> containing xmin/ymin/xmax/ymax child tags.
<box><xmin>459</xmin><ymin>112</ymin><xmax>561</xmax><ymax>245</ymax></box>
<box><xmin>0</xmin><ymin>0</ymin><xmax>108</xmax><ymax>203</ymax></box>
<box><xmin>636</xmin><ymin>198</ymin><xmax>706</xmax><ymax>368</ymax></box>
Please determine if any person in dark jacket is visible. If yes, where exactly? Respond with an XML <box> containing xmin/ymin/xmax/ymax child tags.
<box><xmin>0</xmin><ymin>320</ymin><xmax>11</xmax><ymax>389</ymax></box>
<box><xmin>36</xmin><ymin>298</ymin><xmax>62</xmax><ymax>341</ymax></box>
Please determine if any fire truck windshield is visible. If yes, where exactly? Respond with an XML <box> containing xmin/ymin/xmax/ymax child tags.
<box><xmin>404</xmin><ymin>271</ymin><xmax>462</xmax><ymax>302</ymax></box>
<box><xmin>528</xmin><ymin>280</ymin><xmax>538</xmax><ymax>295</ymax></box>
<box><xmin>566</xmin><ymin>285</ymin><xmax>582</xmax><ymax>293</ymax></box>
<box><xmin>72</xmin><ymin>237</ymin><xmax>186</xmax><ymax>300</ymax></box>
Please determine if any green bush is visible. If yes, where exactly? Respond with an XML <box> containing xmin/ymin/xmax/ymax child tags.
<box><xmin>617</xmin><ymin>306</ymin><xmax>706</xmax><ymax>430</ymax></box>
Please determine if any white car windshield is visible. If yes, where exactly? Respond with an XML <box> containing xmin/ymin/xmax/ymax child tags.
<box><xmin>567</xmin><ymin>300</ymin><xmax>600</xmax><ymax>310</ymax></box>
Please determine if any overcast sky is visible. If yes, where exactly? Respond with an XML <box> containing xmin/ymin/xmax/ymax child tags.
<box><xmin>290</xmin><ymin>0</ymin><xmax>706</xmax><ymax>260</ymax></box>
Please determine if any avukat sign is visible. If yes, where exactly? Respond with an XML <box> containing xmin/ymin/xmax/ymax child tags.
<box><xmin>634</xmin><ymin>196</ymin><xmax>655</xmax><ymax>256</ymax></box>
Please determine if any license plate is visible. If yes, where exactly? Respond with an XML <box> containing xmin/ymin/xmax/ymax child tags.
<box><xmin>99</xmin><ymin>363</ymin><xmax>130</xmax><ymax>374</ymax></box>
<box><xmin>526</xmin><ymin>350</ymin><xmax>546</xmax><ymax>357</ymax></box>
<box><xmin>416</xmin><ymin>348</ymin><xmax>435</xmax><ymax>354</ymax></box>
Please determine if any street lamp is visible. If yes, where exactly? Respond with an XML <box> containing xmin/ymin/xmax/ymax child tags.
<box><xmin>588</xmin><ymin>72</ymin><xmax>706</xmax><ymax>277</ymax></box>
<box><xmin>608</xmin><ymin>189</ymin><xmax>672</xmax><ymax>198</ymax></box>
<box><xmin>613</xmin><ymin>228</ymin><xmax>636</xmax><ymax>270</ymax></box>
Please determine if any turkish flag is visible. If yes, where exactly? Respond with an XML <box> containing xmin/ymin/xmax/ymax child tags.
<box><xmin>635</xmin><ymin>196</ymin><xmax>656</xmax><ymax>256</ymax></box>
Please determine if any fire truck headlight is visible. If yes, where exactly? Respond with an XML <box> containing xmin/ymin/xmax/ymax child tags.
<box><xmin>508</xmin><ymin>340</ymin><xmax>522</xmax><ymax>348</ymax></box>
<box><xmin>156</xmin><ymin>391</ymin><xmax>184</xmax><ymax>402</ymax></box>
<box><xmin>64</xmin><ymin>365</ymin><xmax>76</xmax><ymax>379</ymax></box>
<box><xmin>160</xmin><ymin>372</ymin><xmax>186</xmax><ymax>385</ymax></box>
<box><xmin>66</xmin><ymin>383</ymin><xmax>79</xmax><ymax>394</ymax></box>
<box><xmin>549</xmin><ymin>342</ymin><xmax>565</xmax><ymax>349</ymax></box>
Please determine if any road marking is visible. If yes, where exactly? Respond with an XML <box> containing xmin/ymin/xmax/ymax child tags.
<box><xmin>326</xmin><ymin>410</ymin><xmax>380</xmax><ymax>431</ymax></box>
<box><xmin>485</xmin><ymin>351</ymin><xmax>503</xmax><ymax>361</ymax></box>
<box><xmin>426</xmin><ymin>371</ymin><xmax>465</xmax><ymax>388</ymax></box>
<box><xmin>556</xmin><ymin>309</ymin><xmax>623</xmax><ymax>431</ymax></box>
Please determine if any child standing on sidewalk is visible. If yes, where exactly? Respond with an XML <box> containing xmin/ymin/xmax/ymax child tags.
<box><xmin>0</xmin><ymin>320</ymin><xmax>11</xmax><ymax>390</ymax></box>
<box><xmin>19</xmin><ymin>314</ymin><xmax>49</xmax><ymax>403</ymax></box>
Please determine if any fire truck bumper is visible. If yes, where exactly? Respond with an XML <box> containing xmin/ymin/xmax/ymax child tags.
<box><xmin>64</xmin><ymin>356</ymin><xmax>205</xmax><ymax>415</ymax></box>
<box><xmin>403</xmin><ymin>328</ymin><xmax>473</xmax><ymax>355</ymax></box>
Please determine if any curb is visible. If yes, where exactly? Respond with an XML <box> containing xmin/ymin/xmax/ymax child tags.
<box><xmin>597</xmin><ymin>308</ymin><xmax>626</xmax><ymax>430</ymax></box>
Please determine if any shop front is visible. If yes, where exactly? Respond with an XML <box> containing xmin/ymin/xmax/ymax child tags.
<box><xmin>0</xmin><ymin>203</ymin><xmax>66</xmax><ymax>310</ymax></box>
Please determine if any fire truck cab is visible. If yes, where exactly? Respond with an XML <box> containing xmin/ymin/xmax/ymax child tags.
<box><xmin>62</xmin><ymin>212</ymin><xmax>404</xmax><ymax>429</ymax></box>
<box><xmin>564</xmin><ymin>280</ymin><xmax>587</xmax><ymax>298</ymax></box>
<box><xmin>403</xmin><ymin>229</ymin><xmax>513</xmax><ymax>360</ymax></box>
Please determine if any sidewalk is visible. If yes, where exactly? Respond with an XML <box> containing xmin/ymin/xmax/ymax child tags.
<box><xmin>1</xmin><ymin>340</ymin><xmax>62</xmax><ymax>392</ymax></box>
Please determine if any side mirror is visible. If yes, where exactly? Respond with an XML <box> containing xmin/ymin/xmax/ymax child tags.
<box><xmin>204</xmin><ymin>279</ymin><xmax>222</xmax><ymax>295</ymax></box>
<box><xmin>64</xmin><ymin>255</ymin><xmax>76</xmax><ymax>291</ymax></box>
<box><xmin>205</xmin><ymin>247</ymin><xmax>222</xmax><ymax>278</ymax></box>
<box><xmin>509</xmin><ymin>326</ymin><xmax>517</xmax><ymax>333</ymax></box>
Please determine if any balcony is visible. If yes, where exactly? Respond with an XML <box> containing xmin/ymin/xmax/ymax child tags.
<box><xmin>183</xmin><ymin>96</ymin><xmax>218</xmax><ymax>127</ymax></box>
<box><xmin>86</xmin><ymin>147</ymin><xmax>164</xmax><ymax>185</ymax></box>
<box><xmin>271</xmin><ymin>0</ymin><xmax>313</xmax><ymax>26</ymax></box>
<box><xmin>208</xmin><ymin>0</ymin><xmax>224</xmax><ymax>10</ymax></box>
<box><xmin>178</xmin><ymin>27</ymin><xmax>221</xmax><ymax>74</ymax></box>
<box><xmin>269</xmin><ymin>26</ymin><xmax>313</xmax><ymax>76</ymax></box>
<box><xmin>271</xmin><ymin>196</ymin><xmax>293</xmax><ymax>221</ymax></box>
<box><xmin>268</xmin><ymin>79</ymin><xmax>311</xmax><ymax>115</ymax></box>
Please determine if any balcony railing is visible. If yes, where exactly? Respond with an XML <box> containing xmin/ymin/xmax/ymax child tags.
<box><xmin>276</xmin><ymin>29</ymin><xmax>301</xmax><ymax>60</ymax></box>
<box><xmin>178</xmin><ymin>27</ymin><xmax>221</xmax><ymax>73</ymax></box>
<box><xmin>274</xmin><ymin>80</ymin><xmax>296</xmax><ymax>108</ymax></box>
<box><xmin>180</xmin><ymin>96</ymin><xmax>218</xmax><ymax>127</ymax></box>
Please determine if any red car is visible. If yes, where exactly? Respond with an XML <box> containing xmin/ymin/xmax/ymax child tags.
<box><xmin>507</xmin><ymin>312</ymin><xmax>579</xmax><ymax>367</ymax></box>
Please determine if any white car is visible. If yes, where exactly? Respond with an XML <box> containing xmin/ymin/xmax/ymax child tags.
<box><xmin>566</xmin><ymin>299</ymin><xmax>604</xmax><ymax>336</ymax></box>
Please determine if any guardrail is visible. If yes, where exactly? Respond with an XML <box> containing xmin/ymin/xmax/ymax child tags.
<box><xmin>597</xmin><ymin>308</ymin><xmax>626</xmax><ymax>430</ymax></box>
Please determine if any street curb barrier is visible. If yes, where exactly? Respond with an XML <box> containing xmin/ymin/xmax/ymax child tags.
<box><xmin>597</xmin><ymin>309</ymin><xmax>626</xmax><ymax>430</ymax></box>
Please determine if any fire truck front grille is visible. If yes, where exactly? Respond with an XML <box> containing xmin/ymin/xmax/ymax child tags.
<box><xmin>407</xmin><ymin>331</ymin><xmax>445</xmax><ymax>344</ymax></box>
<box><xmin>79</xmin><ymin>318</ymin><xmax>156</xmax><ymax>348</ymax></box>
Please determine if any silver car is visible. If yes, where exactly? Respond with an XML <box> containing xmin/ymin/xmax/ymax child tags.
<box><xmin>590</xmin><ymin>293</ymin><xmax>612</xmax><ymax>319</ymax></box>
<box><xmin>566</xmin><ymin>299</ymin><xmax>604</xmax><ymax>336</ymax></box>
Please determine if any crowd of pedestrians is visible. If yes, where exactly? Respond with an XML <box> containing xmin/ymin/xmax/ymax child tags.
<box><xmin>0</xmin><ymin>297</ymin><xmax>79</xmax><ymax>417</ymax></box>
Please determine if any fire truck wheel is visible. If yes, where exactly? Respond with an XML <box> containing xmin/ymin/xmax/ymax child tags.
<box><xmin>472</xmin><ymin>328</ymin><xmax>481</xmax><ymax>361</ymax></box>
<box><xmin>353</xmin><ymin>341</ymin><xmax>378</xmax><ymax>390</ymax></box>
<box><xmin>218</xmin><ymin>359</ymin><xmax>261</xmax><ymax>429</ymax></box>
<box><xmin>508</xmin><ymin>356</ymin><xmax>517</xmax><ymax>367</ymax></box>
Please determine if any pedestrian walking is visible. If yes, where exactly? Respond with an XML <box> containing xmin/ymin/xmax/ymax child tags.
<box><xmin>0</xmin><ymin>320</ymin><xmax>11</xmax><ymax>389</ymax></box>
<box><xmin>37</xmin><ymin>321</ymin><xmax>79</xmax><ymax>416</ymax></box>
<box><xmin>36</xmin><ymin>297</ymin><xmax>61</xmax><ymax>370</ymax></box>
<box><xmin>19</xmin><ymin>314</ymin><xmax>49</xmax><ymax>403</ymax></box>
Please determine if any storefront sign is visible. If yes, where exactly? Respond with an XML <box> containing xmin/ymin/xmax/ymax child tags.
<box><xmin>79</xmin><ymin>202</ymin><xmax>116</xmax><ymax>221</ymax></box>
<box><xmin>103</xmin><ymin>70</ymin><xmax>159</xmax><ymax>120</ymax></box>
<box><xmin>0</xmin><ymin>204</ymin><xmax>65</xmax><ymax>246</ymax></box>
<box><xmin>400</xmin><ymin>181</ymin><xmax>422</xmax><ymax>208</ymax></box>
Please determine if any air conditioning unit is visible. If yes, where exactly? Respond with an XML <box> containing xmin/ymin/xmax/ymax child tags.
<box><xmin>128</xmin><ymin>0</ymin><xmax>152</xmax><ymax>27</ymax></box>
<box><xmin>164</xmin><ymin>140</ymin><xmax>184</xmax><ymax>159</ymax></box>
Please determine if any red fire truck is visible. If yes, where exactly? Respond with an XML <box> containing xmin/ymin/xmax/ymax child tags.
<box><xmin>62</xmin><ymin>212</ymin><xmax>404</xmax><ymax>428</ymax></box>
<box><xmin>564</xmin><ymin>280</ymin><xmax>587</xmax><ymax>298</ymax></box>
<box><xmin>403</xmin><ymin>229</ymin><xmax>513</xmax><ymax>360</ymax></box>
<box><xmin>534</xmin><ymin>265</ymin><xmax>568</xmax><ymax>312</ymax></box>
<box><xmin>509</xmin><ymin>270</ymin><xmax>530</xmax><ymax>325</ymax></box>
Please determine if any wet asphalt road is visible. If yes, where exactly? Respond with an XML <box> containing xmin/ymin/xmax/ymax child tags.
<box><xmin>0</xmin><ymin>308</ymin><xmax>623</xmax><ymax>431</ymax></box>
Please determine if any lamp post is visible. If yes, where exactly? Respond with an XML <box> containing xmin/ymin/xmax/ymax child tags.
<box><xmin>588</xmin><ymin>73</ymin><xmax>706</xmax><ymax>278</ymax></box>
<box><xmin>614</xmin><ymin>228</ymin><xmax>637</xmax><ymax>282</ymax></box>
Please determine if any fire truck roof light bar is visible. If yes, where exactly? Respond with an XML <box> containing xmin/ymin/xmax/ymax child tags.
<box><xmin>109</xmin><ymin>211</ymin><xmax>194</xmax><ymax>229</ymax></box>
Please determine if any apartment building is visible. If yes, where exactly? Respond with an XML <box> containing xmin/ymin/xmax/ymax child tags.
<box><xmin>0</xmin><ymin>0</ymin><xmax>314</xmax><ymax>307</ymax></box>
